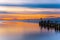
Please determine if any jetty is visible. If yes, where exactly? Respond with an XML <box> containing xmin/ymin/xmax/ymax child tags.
<box><xmin>39</xmin><ymin>18</ymin><xmax>60</xmax><ymax>31</ymax></box>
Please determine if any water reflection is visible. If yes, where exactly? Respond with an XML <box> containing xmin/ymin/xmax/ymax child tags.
<box><xmin>0</xmin><ymin>20</ymin><xmax>60</xmax><ymax>40</ymax></box>
<box><xmin>0</xmin><ymin>20</ymin><xmax>40</xmax><ymax>40</ymax></box>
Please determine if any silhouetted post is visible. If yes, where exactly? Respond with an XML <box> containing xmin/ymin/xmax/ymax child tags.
<box><xmin>47</xmin><ymin>20</ymin><xmax>51</xmax><ymax>28</ymax></box>
<box><xmin>39</xmin><ymin>18</ymin><xmax>43</xmax><ymax>29</ymax></box>
<box><xmin>43</xmin><ymin>20</ymin><xmax>47</xmax><ymax>28</ymax></box>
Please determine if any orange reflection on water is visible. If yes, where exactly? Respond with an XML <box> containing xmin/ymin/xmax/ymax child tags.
<box><xmin>0</xmin><ymin>21</ymin><xmax>40</xmax><ymax>35</ymax></box>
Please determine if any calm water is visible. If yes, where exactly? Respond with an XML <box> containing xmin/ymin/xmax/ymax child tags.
<box><xmin>0</xmin><ymin>20</ymin><xmax>60</xmax><ymax>40</ymax></box>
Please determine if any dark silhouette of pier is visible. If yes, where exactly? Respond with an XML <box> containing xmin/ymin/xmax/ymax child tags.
<box><xmin>39</xmin><ymin>18</ymin><xmax>60</xmax><ymax>32</ymax></box>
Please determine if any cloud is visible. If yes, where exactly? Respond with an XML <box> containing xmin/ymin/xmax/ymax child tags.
<box><xmin>0</xmin><ymin>6</ymin><xmax>60</xmax><ymax>12</ymax></box>
<box><xmin>0</xmin><ymin>0</ymin><xmax>60</xmax><ymax>4</ymax></box>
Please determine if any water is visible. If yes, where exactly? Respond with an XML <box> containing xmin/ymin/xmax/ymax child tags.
<box><xmin>0</xmin><ymin>20</ymin><xmax>60</xmax><ymax>40</ymax></box>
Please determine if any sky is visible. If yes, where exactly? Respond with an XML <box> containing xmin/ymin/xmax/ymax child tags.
<box><xmin>0</xmin><ymin>0</ymin><xmax>60</xmax><ymax>4</ymax></box>
<box><xmin>0</xmin><ymin>0</ymin><xmax>60</xmax><ymax>14</ymax></box>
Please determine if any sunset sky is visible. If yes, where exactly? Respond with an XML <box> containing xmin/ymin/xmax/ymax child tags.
<box><xmin>0</xmin><ymin>0</ymin><xmax>60</xmax><ymax>20</ymax></box>
<box><xmin>0</xmin><ymin>6</ymin><xmax>60</xmax><ymax>20</ymax></box>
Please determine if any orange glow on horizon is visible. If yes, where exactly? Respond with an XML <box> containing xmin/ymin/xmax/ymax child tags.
<box><xmin>0</xmin><ymin>14</ymin><xmax>60</xmax><ymax>20</ymax></box>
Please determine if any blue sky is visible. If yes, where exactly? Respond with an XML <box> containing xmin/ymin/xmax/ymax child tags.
<box><xmin>0</xmin><ymin>0</ymin><xmax>60</xmax><ymax>9</ymax></box>
<box><xmin>0</xmin><ymin>0</ymin><xmax>60</xmax><ymax>4</ymax></box>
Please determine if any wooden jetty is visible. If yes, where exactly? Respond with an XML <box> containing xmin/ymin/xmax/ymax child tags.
<box><xmin>39</xmin><ymin>18</ymin><xmax>60</xmax><ymax>32</ymax></box>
